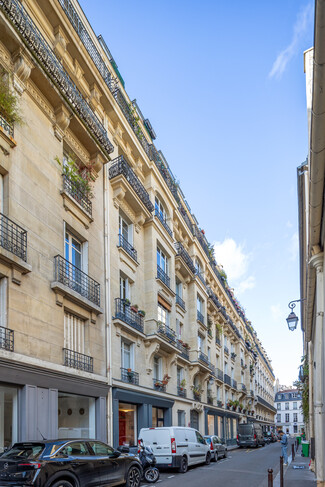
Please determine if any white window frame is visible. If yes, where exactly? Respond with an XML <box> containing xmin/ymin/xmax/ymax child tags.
<box><xmin>175</xmin><ymin>279</ymin><xmax>182</xmax><ymax>298</ymax></box>
<box><xmin>64</xmin><ymin>312</ymin><xmax>86</xmax><ymax>354</ymax></box>
<box><xmin>153</xmin><ymin>355</ymin><xmax>162</xmax><ymax>380</ymax></box>
<box><xmin>155</xmin><ymin>196</ymin><xmax>167</xmax><ymax>222</ymax></box>
<box><xmin>121</xmin><ymin>339</ymin><xmax>134</xmax><ymax>370</ymax></box>
<box><xmin>0</xmin><ymin>277</ymin><xmax>7</xmax><ymax>327</ymax></box>
<box><xmin>158</xmin><ymin>303</ymin><xmax>170</xmax><ymax>326</ymax></box>
<box><xmin>120</xmin><ymin>274</ymin><xmax>130</xmax><ymax>301</ymax></box>
<box><xmin>119</xmin><ymin>214</ymin><xmax>133</xmax><ymax>245</ymax></box>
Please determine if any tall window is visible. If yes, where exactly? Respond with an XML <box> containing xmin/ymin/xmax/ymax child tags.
<box><xmin>177</xmin><ymin>366</ymin><xmax>184</xmax><ymax>385</ymax></box>
<box><xmin>65</xmin><ymin>231</ymin><xmax>82</xmax><ymax>269</ymax></box>
<box><xmin>195</xmin><ymin>258</ymin><xmax>202</xmax><ymax>274</ymax></box>
<box><xmin>120</xmin><ymin>274</ymin><xmax>130</xmax><ymax>301</ymax></box>
<box><xmin>277</xmin><ymin>414</ymin><xmax>281</xmax><ymax>422</ymax></box>
<box><xmin>224</xmin><ymin>336</ymin><xmax>228</xmax><ymax>348</ymax></box>
<box><xmin>0</xmin><ymin>277</ymin><xmax>7</xmax><ymax>328</ymax></box>
<box><xmin>178</xmin><ymin>410</ymin><xmax>185</xmax><ymax>427</ymax></box>
<box><xmin>197</xmin><ymin>295</ymin><xmax>204</xmax><ymax>313</ymax></box>
<box><xmin>231</xmin><ymin>367</ymin><xmax>234</xmax><ymax>380</ymax></box>
<box><xmin>176</xmin><ymin>319</ymin><xmax>183</xmax><ymax>339</ymax></box>
<box><xmin>153</xmin><ymin>355</ymin><xmax>162</xmax><ymax>380</ymax></box>
<box><xmin>175</xmin><ymin>279</ymin><xmax>182</xmax><ymax>298</ymax></box>
<box><xmin>64</xmin><ymin>312</ymin><xmax>86</xmax><ymax>354</ymax></box>
<box><xmin>285</xmin><ymin>402</ymin><xmax>289</xmax><ymax>410</ymax></box>
<box><xmin>293</xmin><ymin>402</ymin><xmax>297</xmax><ymax>410</ymax></box>
<box><xmin>157</xmin><ymin>247</ymin><xmax>168</xmax><ymax>273</ymax></box>
<box><xmin>198</xmin><ymin>334</ymin><xmax>204</xmax><ymax>351</ymax></box>
<box><xmin>224</xmin><ymin>361</ymin><xmax>228</xmax><ymax>374</ymax></box>
<box><xmin>158</xmin><ymin>303</ymin><xmax>170</xmax><ymax>326</ymax></box>
<box><xmin>285</xmin><ymin>413</ymin><xmax>290</xmax><ymax>422</ymax></box>
<box><xmin>121</xmin><ymin>340</ymin><xmax>133</xmax><ymax>370</ymax></box>
<box><xmin>207</xmin><ymin>347</ymin><xmax>211</xmax><ymax>362</ymax></box>
<box><xmin>277</xmin><ymin>403</ymin><xmax>281</xmax><ymax>410</ymax></box>
<box><xmin>0</xmin><ymin>174</ymin><xmax>3</xmax><ymax>214</ymax></box>
<box><xmin>293</xmin><ymin>413</ymin><xmax>298</xmax><ymax>422</ymax></box>
<box><xmin>119</xmin><ymin>214</ymin><xmax>132</xmax><ymax>244</ymax></box>
<box><xmin>155</xmin><ymin>196</ymin><xmax>167</xmax><ymax>222</ymax></box>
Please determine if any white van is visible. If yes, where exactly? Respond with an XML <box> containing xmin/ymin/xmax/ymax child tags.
<box><xmin>138</xmin><ymin>426</ymin><xmax>210</xmax><ymax>473</ymax></box>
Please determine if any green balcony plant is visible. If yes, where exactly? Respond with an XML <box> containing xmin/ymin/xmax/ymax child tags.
<box><xmin>56</xmin><ymin>154</ymin><xmax>94</xmax><ymax>198</ymax></box>
<box><xmin>138</xmin><ymin>309</ymin><xmax>146</xmax><ymax>317</ymax></box>
<box><xmin>180</xmin><ymin>378</ymin><xmax>186</xmax><ymax>389</ymax></box>
<box><xmin>0</xmin><ymin>74</ymin><xmax>23</xmax><ymax>126</ymax></box>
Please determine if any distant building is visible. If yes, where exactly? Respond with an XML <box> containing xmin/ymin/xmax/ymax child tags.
<box><xmin>275</xmin><ymin>390</ymin><xmax>304</xmax><ymax>436</ymax></box>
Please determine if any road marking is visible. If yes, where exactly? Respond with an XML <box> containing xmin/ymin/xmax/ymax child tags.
<box><xmin>157</xmin><ymin>480</ymin><xmax>162</xmax><ymax>482</ymax></box>
<box><xmin>167</xmin><ymin>475</ymin><xmax>175</xmax><ymax>478</ymax></box>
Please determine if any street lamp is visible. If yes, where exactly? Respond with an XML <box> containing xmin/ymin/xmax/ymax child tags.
<box><xmin>286</xmin><ymin>299</ymin><xmax>304</xmax><ymax>331</ymax></box>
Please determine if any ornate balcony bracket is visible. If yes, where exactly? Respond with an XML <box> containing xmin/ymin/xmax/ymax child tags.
<box><xmin>53</xmin><ymin>104</ymin><xmax>71</xmax><ymax>141</ymax></box>
<box><xmin>12</xmin><ymin>47</ymin><xmax>34</xmax><ymax>94</ymax></box>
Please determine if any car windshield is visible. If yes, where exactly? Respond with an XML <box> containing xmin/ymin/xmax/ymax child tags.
<box><xmin>1</xmin><ymin>443</ymin><xmax>45</xmax><ymax>460</ymax></box>
<box><xmin>204</xmin><ymin>437</ymin><xmax>212</xmax><ymax>443</ymax></box>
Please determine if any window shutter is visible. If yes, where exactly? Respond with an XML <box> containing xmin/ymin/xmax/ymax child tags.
<box><xmin>158</xmin><ymin>294</ymin><xmax>171</xmax><ymax>311</ymax></box>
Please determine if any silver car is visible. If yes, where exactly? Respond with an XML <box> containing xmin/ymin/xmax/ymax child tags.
<box><xmin>204</xmin><ymin>435</ymin><xmax>228</xmax><ymax>461</ymax></box>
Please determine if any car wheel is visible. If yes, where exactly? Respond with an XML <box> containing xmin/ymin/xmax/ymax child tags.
<box><xmin>223</xmin><ymin>449</ymin><xmax>228</xmax><ymax>458</ymax></box>
<box><xmin>178</xmin><ymin>455</ymin><xmax>188</xmax><ymax>473</ymax></box>
<box><xmin>205</xmin><ymin>452</ymin><xmax>211</xmax><ymax>465</ymax></box>
<box><xmin>125</xmin><ymin>465</ymin><xmax>141</xmax><ymax>487</ymax></box>
<box><xmin>144</xmin><ymin>467</ymin><xmax>160</xmax><ymax>483</ymax></box>
<box><xmin>50</xmin><ymin>481</ymin><xmax>73</xmax><ymax>487</ymax></box>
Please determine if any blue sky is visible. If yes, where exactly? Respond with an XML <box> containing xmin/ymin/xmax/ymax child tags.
<box><xmin>79</xmin><ymin>0</ymin><xmax>314</xmax><ymax>385</ymax></box>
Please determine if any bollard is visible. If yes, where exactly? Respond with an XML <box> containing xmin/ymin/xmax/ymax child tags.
<box><xmin>268</xmin><ymin>468</ymin><xmax>273</xmax><ymax>487</ymax></box>
<box><xmin>280</xmin><ymin>456</ymin><xmax>284</xmax><ymax>487</ymax></box>
<box><xmin>292</xmin><ymin>443</ymin><xmax>295</xmax><ymax>461</ymax></box>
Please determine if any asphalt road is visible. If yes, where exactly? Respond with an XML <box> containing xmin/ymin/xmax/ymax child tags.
<box><xmin>142</xmin><ymin>440</ymin><xmax>294</xmax><ymax>487</ymax></box>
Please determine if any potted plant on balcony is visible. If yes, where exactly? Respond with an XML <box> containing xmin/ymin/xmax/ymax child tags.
<box><xmin>243</xmin><ymin>408</ymin><xmax>247</xmax><ymax>414</ymax></box>
<box><xmin>130</xmin><ymin>304</ymin><xmax>138</xmax><ymax>313</ymax></box>
<box><xmin>162</xmin><ymin>373</ymin><xmax>171</xmax><ymax>385</ymax></box>
<box><xmin>238</xmin><ymin>403</ymin><xmax>244</xmax><ymax>413</ymax></box>
<box><xmin>217</xmin><ymin>400</ymin><xmax>224</xmax><ymax>408</ymax></box>
<box><xmin>179</xmin><ymin>378</ymin><xmax>186</xmax><ymax>391</ymax></box>
<box><xmin>124</xmin><ymin>298</ymin><xmax>131</xmax><ymax>306</ymax></box>
<box><xmin>138</xmin><ymin>309</ymin><xmax>146</xmax><ymax>317</ymax></box>
<box><xmin>232</xmin><ymin>400</ymin><xmax>239</xmax><ymax>411</ymax></box>
<box><xmin>127</xmin><ymin>368</ymin><xmax>134</xmax><ymax>382</ymax></box>
<box><xmin>0</xmin><ymin>75</ymin><xmax>23</xmax><ymax>128</ymax></box>
<box><xmin>191</xmin><ymin>384</ymin><xmax>202</xmax><ymax>400</ymax></box>
<box><xmin>56</xmin><ymin>154</ymin><xmax>94</xmax><ymax>199</ymax></box>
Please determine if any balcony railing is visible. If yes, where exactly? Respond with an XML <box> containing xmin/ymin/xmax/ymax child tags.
<box><xmin>174</xmin><ymin>241</ymin><xmax>196</xmax><ymax>274</ymax></box>
<box><xmin>250</xmin><ymin>389</ymin><xmax>254</xmax><ymax>397</ymax></box>
<box><xmin>109</xmin><ymin>156</ymin><xmax>154</xmax><ymax>213</ymax></box>
<box><xmin>207</xmin><ymin>327</ymin><xmax>212</xmax><ymax>337</ymax></box>
<box><xmin>231</xmin><ymin>379</ymin><xmax>237</xmax><ymax>389</ymax></box>
<box><xmin>216</xmin><ymin>337</ymin><xmax>221</xmax><ymax>346</ymax></box>
<box><xmin>0</xmin><ymin>113</ymin><xmax>13</xmax><ymax>137</ymax></box>
<box><xmin>177</xmin><ymin>386</ymin><xmax>187</xmax><ymax>398</ymax></box>
<box><xmin>257</xmin><ymin>395</ymin><xmax>277</xmax><ymax>413</ymax></box>
<box><xmin>239</xmin><ymin>383</ymin><xmax>247</xmax><ymax>393</ymax></box>
<box><xmin>224</xmin><ymin>374</ymin><xmax>231</xmax><ymax>386</ymax></box>
<box><xmin>157</xmin><ymin>265</ymin><xmax>170</xmax><ymax>288</ymax></box>
<box><xmin>121</xmin><ymin>367</ymin><xmax>139</xmax><ymax>385</ymax></box>
<box><xmin>231</xmin><ymin>352</ymin><xmax>237</xmax><ymax>360</ymax></box>
<box><xmin>155</xmin><ymin>208</ymin><xmax>173</xmax><ymax>238</ymax></box>
<box><xmin>193</xmin><ymin>223</ymin><xmax>211</xmax><ymax>260</ymax></box>
<box><xmin>153</xmin><ymin>378</ymin><xmax>166</xmax><ymax>392</ymax></box>
<box><xmin>224</xmin><ymin>345</ymin><xmax>229</xmax><ymax>355</ymax></box>
<box><xmin>195</xmin><ymin>271</ymin><xmax>206</xmax><ymax>286</ymax></box>
<box><xmin>0</xmin><ymin>213</ymin><xmax>27</xmax><ymax>261</ymax></box>
<box><xmin>149</xmin><ymin>146</ymin><xmax>179</xmax><ymax>203</ymax></box>
<box><xmin>206</xmin><ymin>287</ymin><xmax>222</xmax><ymax>309</ymax></box>
<box><xmin>114</xmin><ymin>298</ymin><xmax>144</xmax><ymax>333</ymax></box>
<box><xmin>118</xmin><ymin>233</ymin><xmax>137</xmax><ymax>261</ymax></box>
<box><xmin>199</xmin><ymin>351</ymin><xmax>210</xmax><ymax>366</ymax></box>
<box><xmin>216</xmin><ymin>368</ymin><xmax>224</xmax><ymax>381</ymax></box>
<box><xmin>197</xmin><ymin>310</ymin><xmax>205</xmax><ymax>325</ymax></box>
<box><xmin>63</xmin><ymin>348</ymin><xmax>93</xmax><ymax>372</ymax></box>
<box><xmin>176</xmin><ymin>294</ymin><xmax>185</xmax><ymax>310</ymax></box>
<box><xmin>0</xmin><ymin>325</ymin><xmax>14</xmax><ymax>351</ymax></box>
<box><xmin>62</xmin><ymin>174</ymin><xmax>92</xmax><ymax>216</ymax></box>
<box><xmin>176</xmin><ymin>340</ymin><xmax>190</xmax><ymax>360</ymax></box>
<box><xmin>54</xmin><ymin>255</ymin><xmax>100</xmax><ymax>306</ymax></box>
<box><xmin>0</xmin><ymin>0</ymin><xmax>114</xmax><ymax>156</ymax></box>
<box><xmin>193</xmin><ymin>391</ymin><xmax>201</xmax><ymax>401</ymax></box>
<box><xmin>157</xmin><ymin>322</ymin><xmax>176</xmax><ymax>344</ymax></box>
<box><xmin>178</xmin><ymin>203</ymin><xmax>193</xmax><ymax>235</ymax></box>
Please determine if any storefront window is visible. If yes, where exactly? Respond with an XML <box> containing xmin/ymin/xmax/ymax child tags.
<box><xmin>208</xmin><ymin>414</ymin><xmax>214</xmax><ymax>435</ymax></box>
<box><xmin>152</xmin><ymin>407</ymin><xmax>164</xmax><ymax>427</ymax></box>
<box><xmin>58</xmin><ymin>393</ymin><xmax>95</xmax><ymax>439</ymax></box>
<box><xmin>217</xmin><ymin>416</ymin><xmax>223</xmax><ymax>439</ymax></box>
<box><xmin>0</xmin><ymin>385</ymin><xmax>18</xmax><ymax>452</ymax></box>
<box><xmin>119</xmin><ymin>403</ymin><xmax>137</xmax><ymax>446</ymax></box>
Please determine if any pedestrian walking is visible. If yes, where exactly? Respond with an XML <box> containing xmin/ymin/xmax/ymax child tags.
<box><xmin>278</xmin><ymin>430</ymin><xmax>288</xmax><ymax>465</ymax></box>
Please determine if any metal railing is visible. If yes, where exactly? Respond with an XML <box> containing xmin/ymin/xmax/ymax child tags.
<box><xmin>257</xmin><ymin>395</ymin><xmax>277</xmax><ymax>413</ymax></box>
<box><xmin>0</xmin><ymin>0</ymin><xmax>114</xmax><ymax>156</ymax></box>
<box><xmin>54</xmin><ymin>255</ymin><xmax>100</xmax><ymax>306</ymax></box>
<box><xmin>157</xmin><ymin>265</ymin><xmax>170</xmax><ymax>288</ymax></box>
<box><xmin>199</xmin><ymin>351</ymin><xmax>210</xmax><ymax>365</ymax></box>
<box><xmin>239</xmin><ymin>383</ymin><xmax>247</xmax><ymax>393</ymax></box>
<box><xmin>157</xmin><ymin>323</ymin><xmax>176</xmax><ymax>344</ymax></box>
<box><xmin>195</xmin><ymin>271</ymin><xmax>206</xmax><ymax>286</ymax></box>
<box><xmin>0</xmin><ymin>213</ymin><xmax>27</xmax><ymax>261</ymax></box>
<box><xmin>197</xmin><ymin>310</ymin><xmax>205</xmax><ymax>325</ymax></box>
<box><xmin>224</xmin><ymin>374</ymin><xmax>231</xmax><ymax>385</ymax></box>
<box><xmin>118</xmin><ymin>233</ymin><xmax>137</xmax><ymax>261</ymax></box>
<box><xmin>0</xmin><ymin>113</ymin><xmax>13</xmax><ymax>137</ymax></box>
<box><xmin>114</xmin><ymin>298</ymin><xmax>144</xmax><ymax>333</ymax></box>
<box><xmin>177</xmin><ymin>386</ymin><xmax>187</xmax><ymax>398</ymax></box>
<box><xmin>231</xmin><ymin>379</ymin><xmax>237</xmax><ymax>389</ymax></box>
<box><xmin>178</xmin><ymin>203</ymin><xmax>193</xmax><ymax>234</ymax></box>
<box><xmin>224</xmin><ymin>345</ymin><xmax>229</xmax><ymax>355</ymax></box>
<box><xmin>121</xmin><ymin>367</ymin><xmax>139</xmax><ymax>385</ymax></box>
<box><xmin>0</xmin><ymin>325</ymin><xmax>14</xmax><ymax>351</ymax></box>
<box><xmin>149</xmin><ymin>146</ymin><xmax>179</xmax><ymax>203</ymax></box>
<box><xmin>207</xmin><ymin>327</ymin><xmax>212</xmax><ymax>337</ymax></box>
<box><xmin>216</xmin><ymin>368</ymin><xmax>224</xmax><ymax>381</ymax></box>
<box><xmin>155</xmin><ymin>208</ymin><xmax>173</xmax><ymax>237</ymax></box>
<box><xmin>176</xmin><ymin>294</ymin><xmax>185</xmax><ymax>310</ymax></box>
<box><xmin>62</xmin><ymin>174</ymin><xmax>92</xmax><ymax>216</ymax></box>
<box><xmin>153</xmin><ymin>378</ymin><xmax>166</xmax><ymax>392</ymax></box>
<box><xmin>175</xmin><ymin>241</ymin><xmax>196</xmax><ymax>274</ymax></box>
<box><xmin>63</xmin><ymin>348</ymin><xmax>93</xmax><ymax>372</ymax></box>
<box><xmin>193</xmin><ymin>391</ymin><xmax>201</xmax><ymax>401</ymax></box>
<box><xmin>231</xmin><ymin>352</ymin><xmax>237</xmax><ymax>360</ymax></box>
<box><xmin>109</xmin><ymin>156</ymin><xmax>154</xmax><ymax>213</ymax></box>
<box><xmin>176</xmin><ymin>340</ymin><xmax>190</xmax><ymax>360</ymax></box>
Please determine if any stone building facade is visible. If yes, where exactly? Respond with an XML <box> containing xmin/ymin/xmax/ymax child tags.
<box><xmin>0</xmin><ymin>0</ymin><xmax>275</xmax><ymax>451</ymax></box>
<box><xmin>275</xmin><ymin>389</ymin><xmax>304</xmax><ymax>436</ymax></box>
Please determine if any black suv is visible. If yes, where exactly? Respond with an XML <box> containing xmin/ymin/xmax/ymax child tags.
<box><xmin>0</xmin><ymin>439</ymin><xmax>142</xmax><ymax>487</ymax></box>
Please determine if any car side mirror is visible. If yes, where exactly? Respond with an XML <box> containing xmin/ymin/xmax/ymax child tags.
<box><xmin>117</xmin><ymin>446</ymin><xmax>130</xmax><ymax>453</ymax></box>
<box><xmin>111</xmin><ymin>450</ymin><xmax>121</xmax><ymax>458</ymax></box>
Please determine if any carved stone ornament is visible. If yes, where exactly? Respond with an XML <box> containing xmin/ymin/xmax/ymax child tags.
<box><xmin>53</xmin><ymin>104</ymin><xmax>71</xmax><ymax>141</ymax></box>
<box><xmin>12</xmin><ymin>48</ymin><xmax>34</xmax><ymax>94</ymax></box>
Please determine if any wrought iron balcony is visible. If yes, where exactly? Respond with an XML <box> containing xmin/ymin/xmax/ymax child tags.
<box><xmin>224</xmin><ymin>345</ymin><xmax>229</xmax><ymax>355</ymax></box>
<box><xmin>63</xmin><ymin>348</ymin><xmax>93</xmax><ymax>372</ymax></box>
<box><xmin>157</xmin><ymin>265</ymin><xmax>170</xmax><ymax>288</ymax></box>
<box><xmin>114</xmin><ymin>298</ymin><xmax>144</xmax><ymax>333</ymax></box>
<box><xmin>207</xmin><ymin>287</ymin><xmax>222</xmax><ymax>309</ymax></box>
<box><xmin>62</xmin><ymin>175</ymin><xmax>92</xmax><ymax>216</ymax></box>
<box><xmin>231</xmin><ymin>379</ymin><xmax>237</xmax><ymax>389</ymax></box>
<box><xmin>195</xmin><ymin>271</ymin><xmax>206</xmax><ymax>286</ymax></box>
<box><xmin>0</xmin><ymin>325</ymin><xmax>14</xmax><ymax>352</ymax></box>
<box><xmin>155</xmin><ymin>208</ymin><xmax>173</xmax><ymax>238</ymax></box>
<box><xmin>0</xmin><ymin>0</ymin><xmax>114</xmax><ymax>156</ymax></box>
<box><xmin>216</xmin><ymin>368</ymin><xmax>224</xmax><ymax>381</ymax></box>
<box><xmin>175</xmin><ymin>241</ymin><xmax>196</xmax><ymax>274</ymax></box>
<box><xmin>118</xmin><ymin>233</ymin><xmax>137</xmax><ymax>261</ymax></box>
<box><xmin>197</xmin><ymin>310</ymin><xmax>205</xmax><ymax>325</ymax></box>
<box><xmin>239</xmin><ymin>383</ymin><xmax>247</xmax><ymax>393</ymax></box>
<box><xmin>217</xmin><ymin>400</ymin><xmax>224</xmax><ymax>408</ymax></box>
<box><xmin>0</xmin><ymin>213</ymin><xmax>27</xmax><ymax>261</ymax></box>
<box><xmin>193</xmin><ymin>223</ymin><xmax>211</xmax><ymax>260</ymax></box>
<box><xmin>224</xmin><ymin>374</ymin><xmax>231</xmax><ymax>386</ymax></box>
<box><xmin>121</xmin><ymin>367</ymin><xmax>139</xmax><ymax>385</ymax></box>
<box><xmin>178</xmin><ymin>203</ymin><xmax>193</xmax><ymax>234</ymax></box>
<box><xmin>157</xmin><ymin>322</ymin><xmax>176</xmax><ymax>344</ymax></box>
<box><xmin>0</xmin><ymin>113</ymin><xmax>13</xmax><ymax>137</ymax></box>
<box><xmin>176</xmin><ymin>340</ymin><xmax>190</xmax><ymax>360</ymax></box>
<box><xmin>256</xmin><ymin>395</ymin><xmax>277</xmax><ymax>413</ymax></box>
<box><xmin>54</xmin><ymin>255</ymin><xmax>100</xmax><ymax>306</ymax></box>
<box><xmin>177</xmin><ymin>386</ymin><xmax>187</xmax><ymax>398</ymax></box>
<box><xmin>199</xmin><ymin>351</ymin><xmax>210</xmax><ymax>365</ymax></box>
<box><xmin>216</xmin><ymin>337</ymin><xmax>221</xmax><ymax>346</ymax></box>
<box><xmin>231</xmin><ymin>352</ymin><xmax>237</xmax><ymax>360</ymax></box>
<box><xmin>193</xmin><ymin>391</ymin><xmax>201</xmax><ymax>401</ymax></box>
<box><xmin>109</xmin><ymin>156</ymin><xmax>154</xmax><ymax>213</ymax></box>
<box><xmin>149</xmin><ymin>146</ymin><xmax>179</xmax><ymax>203</ymax></box>
<box><xmin>153</xmin><ymin>378</ymin><xmax>166</xmax><ymax>392</ymax></box>
<box><xmin>176</xmin><ymin>294</ymin><xmax>185</xmax><ymax>310</ymax></box>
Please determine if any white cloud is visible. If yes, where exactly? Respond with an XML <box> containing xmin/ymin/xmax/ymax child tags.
<box><xmin>271</xmin><ymin>304</ymin><xmax>284</xmax><ymax>323</ymax></box>
<box><xmin>289</xmin><ymin>232</ymin><xmax>299</xmax><ymax>261</ymax></box>
<box><xmin>269</xmin><ymin>3</ymin><xmax>313</xmax><ymax>79</ymax></box>
<box><xmin>213</xmin><ymin>238</ymin><xmax>255</xmax><ymax>294</ymax></box>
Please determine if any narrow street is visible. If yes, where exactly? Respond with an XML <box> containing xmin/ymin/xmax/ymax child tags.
<box><xmin>146</xmin><ymin>441</ymin><xmax>293</xmax><ymax>487</ymax></box>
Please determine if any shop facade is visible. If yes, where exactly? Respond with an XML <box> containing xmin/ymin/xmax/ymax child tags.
<box><xmin>0</xmin><ymin>358</ymin><xmax>109</xmax><ymax>452</ymax></box>
<box><xmin>204</xmin><ymin>407</ymin><xmax>239</xmax><ymax>444</ymax></box>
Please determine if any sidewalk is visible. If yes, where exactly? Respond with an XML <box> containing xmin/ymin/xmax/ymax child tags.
<box><xmin>273</xmin><ymin>444</ymin><xmax>316</xmax><ymax>486</ymax></box>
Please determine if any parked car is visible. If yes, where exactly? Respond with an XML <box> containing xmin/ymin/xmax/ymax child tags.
<box><xmin>237</xmin><ymin>422</ymin><xmax>265</xmax><ymax>448</ymax></box>
<box><xmin>204</xmin><ymin>435</ymin><xmax>228</xmax><ymax>461</ymax></box>
<box><xmin>0</xmin><ymin>439</ymin><xmax>142</xmax><ymax>487</ymax></box>
<box><xmin>263</xmin><ymin>434</ymin><xmax>271</xmax><ymax>444</ymax></box>
<box><xmin>266</xmin><ymin>432</ymin><xmax>277</xmax><ymax>443</ymax></box>
<box><xmin>138</xmin><ymin>426</ymin><xmax>210</xmax><ymax>473</ymax></box>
